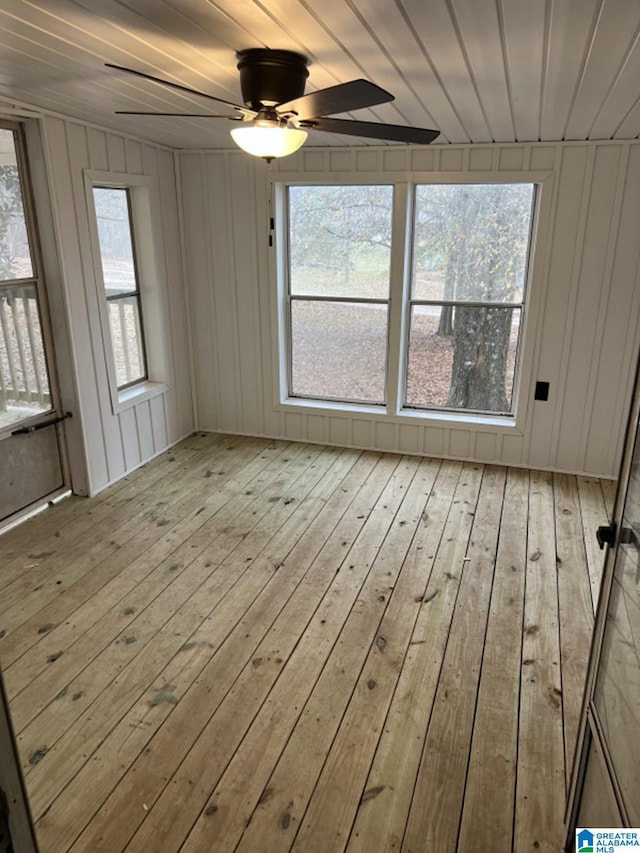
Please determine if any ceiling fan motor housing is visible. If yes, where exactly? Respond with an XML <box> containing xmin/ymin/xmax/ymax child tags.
<box><xmin>236</xmin><ymin>49</ymin><xmax>309</xmax><ymax>110</ymax></box>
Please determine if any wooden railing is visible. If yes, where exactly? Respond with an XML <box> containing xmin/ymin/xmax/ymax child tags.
<box><xmin>105</xmin><ymin>293</ymin><xmax>146</xmax><ymax>389</ymax></box>
<box><xmin>0</xmin><ymin>282</ymin><xmax>51</xmax><ymax>413</ymax></box>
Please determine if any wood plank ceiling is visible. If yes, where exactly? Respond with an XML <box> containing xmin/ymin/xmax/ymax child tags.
<box><xmin>0</xmin><ymin>0</ymin><xmax>638</xmax><ymax>150</ymax></box>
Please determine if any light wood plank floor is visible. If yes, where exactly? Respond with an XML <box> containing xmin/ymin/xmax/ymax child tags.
<box><xmin>0</xmin><ymin>434</ymin><xmax>613</xmax><ymax>852</ymax></box>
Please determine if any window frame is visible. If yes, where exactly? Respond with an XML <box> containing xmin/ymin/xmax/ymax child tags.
<box><xmin>274</xmin><ymin>170</ymin><xmax>554</xmax><ymax>433</ymax></box>
<box><xmin>285</xmin><ymin>182</ymin><xmax>395</xmax><ymax>407</ymax></box>
<box><xmin>84</xmin><ymin>170</ymin><xmax>169</xmax><ymax>415</ymax></box>
<box><xmin>92</xmin><ymin>184</ymin><xmax>149</xmax><ymax>392</ymax></box>
<box><xmin>403</xmin><ymin>182</ymin><xmax>537</xmax><ymax>417</ymax></box>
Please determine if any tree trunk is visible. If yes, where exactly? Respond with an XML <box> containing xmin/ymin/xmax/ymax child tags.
<box><xmin>437</xmin><ymin>305</ymin><xmax>454</xmax><ymax>337</ymax></box>
<box><xmin>447</xmin><ymin>306</ymin><xmax>512</xmax><ymax>411</ymax></box>
<box><xmin>437</xmin><ymin>248</ymin><xmax>457</xmax><ymax>337</ymax></box>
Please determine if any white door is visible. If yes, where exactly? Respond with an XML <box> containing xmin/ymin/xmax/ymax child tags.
<box><xmin>0</xmin><ymin>120</ymin><xmax>67</xmax><ymax>524</ymax></box>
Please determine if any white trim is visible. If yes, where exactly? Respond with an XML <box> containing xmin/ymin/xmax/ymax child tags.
<box><xmin>207</xmin><ymin>426</ymin><xmax>613</xmax><ymax>479</ymax></box>
<box><xmin>386</xmin><ymin>181</ymin><xmax>412</xmax><ymax>414</ymax></box>
<box><xmin>276</xmin><ymin>394</ymin><xmax>521</xmax><ymax>432</ymax></box>
<box><xmin>114</xmin><ymin>380</ymin><xmax>168</xmax><ymax>413</ymax></box>
<box><xmin>83</xmin><ymin>169</ymin><xmax>172</xmax><ymax>417</ymax></box>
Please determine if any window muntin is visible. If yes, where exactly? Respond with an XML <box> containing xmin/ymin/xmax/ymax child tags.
<box><xmin>406</xmin><ymin>183</ymin><xmax>534</xmax><ymax>415</ymax></box>
<box><xmin>92</xmin><ymin>186</ymin><xmax>147</xmax><ymax>390</ymax></box>
<box><xmin>287</xmin><ymin>185</ymin><xmax>393</xmax><ymax>405</ymax></box>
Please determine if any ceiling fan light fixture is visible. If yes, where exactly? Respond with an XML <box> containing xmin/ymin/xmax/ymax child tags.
<box><xmin>230</xmin><ymin>124</ymin><xmax>307</xmax><ymax>159</ymax></box>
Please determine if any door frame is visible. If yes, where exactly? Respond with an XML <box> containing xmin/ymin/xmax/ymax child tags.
<box><xmin>0</xmin><ymin>118</ymin><xmax>71</xmax><ymax>530</ymax></box>
<box><xmin>0</xmin><ymin>668</ymin><xmax>39</xmax><ymax>852</ymax></box>
<box><xmin>564</xmin><ymin>352</ymin><xmax>640</xmax><ymax>841</ymax></box>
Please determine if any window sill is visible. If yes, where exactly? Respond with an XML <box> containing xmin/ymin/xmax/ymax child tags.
<box><xmin>278</xmin><ymin>396</ymin><xmax>521</xmax><ymax>433</ymax></box>
<box><xmin>112</xmin><ymin>381</ymin><xmax>168</xmax><ymax>414</ymax></box>
<box><xmin>398</xmin><ymin>408</ymin><xmax>518</xmax><ymax>430</ymax></box>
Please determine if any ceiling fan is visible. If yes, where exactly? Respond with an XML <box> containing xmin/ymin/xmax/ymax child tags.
<box><xmin>106</xmin><ymin>48</ymin><xmax>440</xmax><ymax>160</ymax></box>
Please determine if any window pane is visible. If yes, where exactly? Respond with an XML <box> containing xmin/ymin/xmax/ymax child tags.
<box><xmin>93</xmin><ymin>187</ymin><xmax>137</xmax><ymax>296</ymax></box>
<box><xmin>291</xmin><ymin>300</ymin><xmax>387</xmax><ymax>404</ymax></box>
<box><xmin>0</xmin><ymin>129</ymin><xmax>33</xmax><ymax>280</ymax></box>
<box><xmin>0</xmin><ymin>283</ymin><xmax>52</xmax><ymax>428</ymax></box>
<box><xmin>406</xmin><ymin>305</ymin><xmax>521</xmax><ymax>413</ymax></box>
<box><xmin>92</xmin><ymin>186</ymin><xmax>147</xmax><ymax>390</ymax></box>
<box><xmin>108</xmin><ymin>296</ymin><xmax>146</xmax><ymax>388</ymax></box>
<box><xmin>288</xmin><ymin>185</ymin><xmax>393</xmax><ymax>299</ymax></box>
<box><xmin>412</xmin><ymin>183</ymin><xmax>534</xmax><ymax>303</ymax></box>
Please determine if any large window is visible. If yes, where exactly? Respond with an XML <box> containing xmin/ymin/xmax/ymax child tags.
<box><xmin>281</xmin><ymin>181</ymin><xmax>536</xmax><ymax>420</ymax></box>
<box><xmin>92</xmin><ymin>186</ymin><xmax>147</xmax><ymax>390</ymax></box>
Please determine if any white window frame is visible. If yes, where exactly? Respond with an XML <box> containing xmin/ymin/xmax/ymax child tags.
<box><xmin>84</xmin><ymin>170</ymin><xmax>169</xmax><ymax>415</ymax></box>
<box><xmin>285</xmin><ymin>182</ymin><xmax>394</xmax><ymax>407</ymax></box>
<box><xmin>273</xmin><ymin>170</ymin><xmax>554</xmax><ymax>433</ymax></box>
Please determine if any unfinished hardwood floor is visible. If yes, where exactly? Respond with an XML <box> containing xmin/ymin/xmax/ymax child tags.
<box><xmin>0</xmin><ymin>433</ymin><xmax>612</xmax><ymax>852</ymax></box>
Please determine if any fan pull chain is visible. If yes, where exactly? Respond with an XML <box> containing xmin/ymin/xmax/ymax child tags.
<box><xmin>267</xmin><ymin>159</ymin><xmax>274</xmax><ymax>248</ymax></box>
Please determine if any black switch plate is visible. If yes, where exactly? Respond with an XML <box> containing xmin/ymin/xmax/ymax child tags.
<box><xmin>535</xmin><ymin>381</ymin><xmax>550</xmax><ymax>401</ymax></box>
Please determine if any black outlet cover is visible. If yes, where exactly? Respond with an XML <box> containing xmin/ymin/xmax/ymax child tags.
<box><xmin>535</xmin><ymin>381</ymin><xmax>550</xmax><ymax>401</ymax></box>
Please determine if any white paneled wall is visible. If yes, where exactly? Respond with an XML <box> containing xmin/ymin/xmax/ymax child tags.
<box><xmin>36</xmin><ymin>115</ymin><xmax>193</xmax><ymax>495</ymax></box>
<box><xmin>179</xmin><ymin>141</ymin><xmax>640</xmax><ymax>478</ymax></box>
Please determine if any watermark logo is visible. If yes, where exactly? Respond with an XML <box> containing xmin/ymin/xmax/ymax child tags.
<box><xmin>577</xmin><ymin>829</ymin><xmax>594</xmax><ymax>852</ymax></box>
<box><xmin>576</xmin><ymin>829</ymin><xmax>640</xmax><ymax>852</ymax></box>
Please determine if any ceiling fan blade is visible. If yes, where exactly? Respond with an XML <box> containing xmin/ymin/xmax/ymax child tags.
<box><xmin>116</xmin><ymin>111</ymin><xmax>242</xmax><ymax>118</ymax></box>
<box><xmin>277</xmin><ymin>79</ymin><xmax>393</xmax><ymax>120</ymax></box>
<box><xmin>303</xmin><ymin>116</ymin><xmax>440</xmax><ymax>144</ymax></box>
<box><xmin>105</xmin><ymin>63</ymin><xmax>252</xmax><ymax>115</ymax></box>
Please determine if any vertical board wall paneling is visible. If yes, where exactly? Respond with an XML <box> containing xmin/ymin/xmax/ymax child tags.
<box><xmin>87</xmin><ymin>128</ymin><xmax>108</xmax><ymax>171</ymax></box>
<box><xmin>24</xmin><ymin>118</ymin><xmax>89</xmax><ymax>495</ymax></box>
<box><xmin>554</xmin><ymin>144</ymin><xmax>623</xmax><ymax>472</ymax></box>
<box><xmin>140</xmin><ymin>142</ymin><xmax>173</xmax><ymax>453</ymax></box>
<box><xmin>179</xmin><ymin>153</ymin><xmax>219</xmax><ymax>430</ymax></box>
<box><xmin>118</xmin><ymin>406</ymin><xmax>140</xmax><ymax>470</ymax></box>
<box><xmin>41</xmin><ymin>117</ymin><xmax>109</xmax><ymax>490</ymax></box>
<box><xmin>159</xmin><ymin>148</ymin><xmax>194</xmax><ymax>441</ymax></box>
<box><xmin>150</xmin><ymin>389</ymin><xmax>169</xmax><ymax>452</ymax></box>
<box><xmin>256</xmin><ymin>163</ymin><xmax>283</xmax><ymax>439</ymax></box>
<box><xmin>135</xmin><ymin>401</ymin><xmax>155</xmax><ymax>459</ymax></box>
<box><xmin>124</xmin><ymin>138</ymin><xmax>143</xmax><ymax>174</ymax></box>
<box><xmin>67</xmin><ymin>120</ymin><xmax>127</xmax><ymax>483</ymax></box>
<box><xmin>575</xmin><ymin>145</ymin><xmax>630</xmax><ymax>473</ymax></box>
<box><xmin>210</xmin><ymin>153</ymin><xmax>242</xmax><ymax>433</ymax></box>
<box><xmin>229</xmin><ymin>155</ymin><xmax>264</xmax><ymax>435</ymax></box>
<box><xmin>40</xmin><ymin>115</ymin><xmax>193</xmax><ymax>495</ymax></box>
<box><xmin>584</xmin><ymin>144</ymin><xmax>640</xmax><ymax>476</ymax></box>
<box><xmin>106</xmin><ymin>134</ymin><xmax>126</xmax><ymax>173</ymax></box>
<box><xmin>146</xmin><ymin>142</ymin><xmax>176</xmax><ymax>445</ymax></box>
<box><xmin>179</xmin><ymin>141</ymin><xmax>640</xmax><ymax>478</ymax></box>
<box><xmin>525</xmin><ymin>144</ymin><xmax>591</xmax><ymax>470</ymax></box>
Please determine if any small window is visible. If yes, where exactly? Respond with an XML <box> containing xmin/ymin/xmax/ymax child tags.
<box><xmin>286</xmin><ymin>184</ymin><xmax>393</xmax><ymax>405</ymax></box>
<box><xmin>92</xmin><ymin>186</ymin><xmax>147</xmax><ymax>390</ymax></box>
